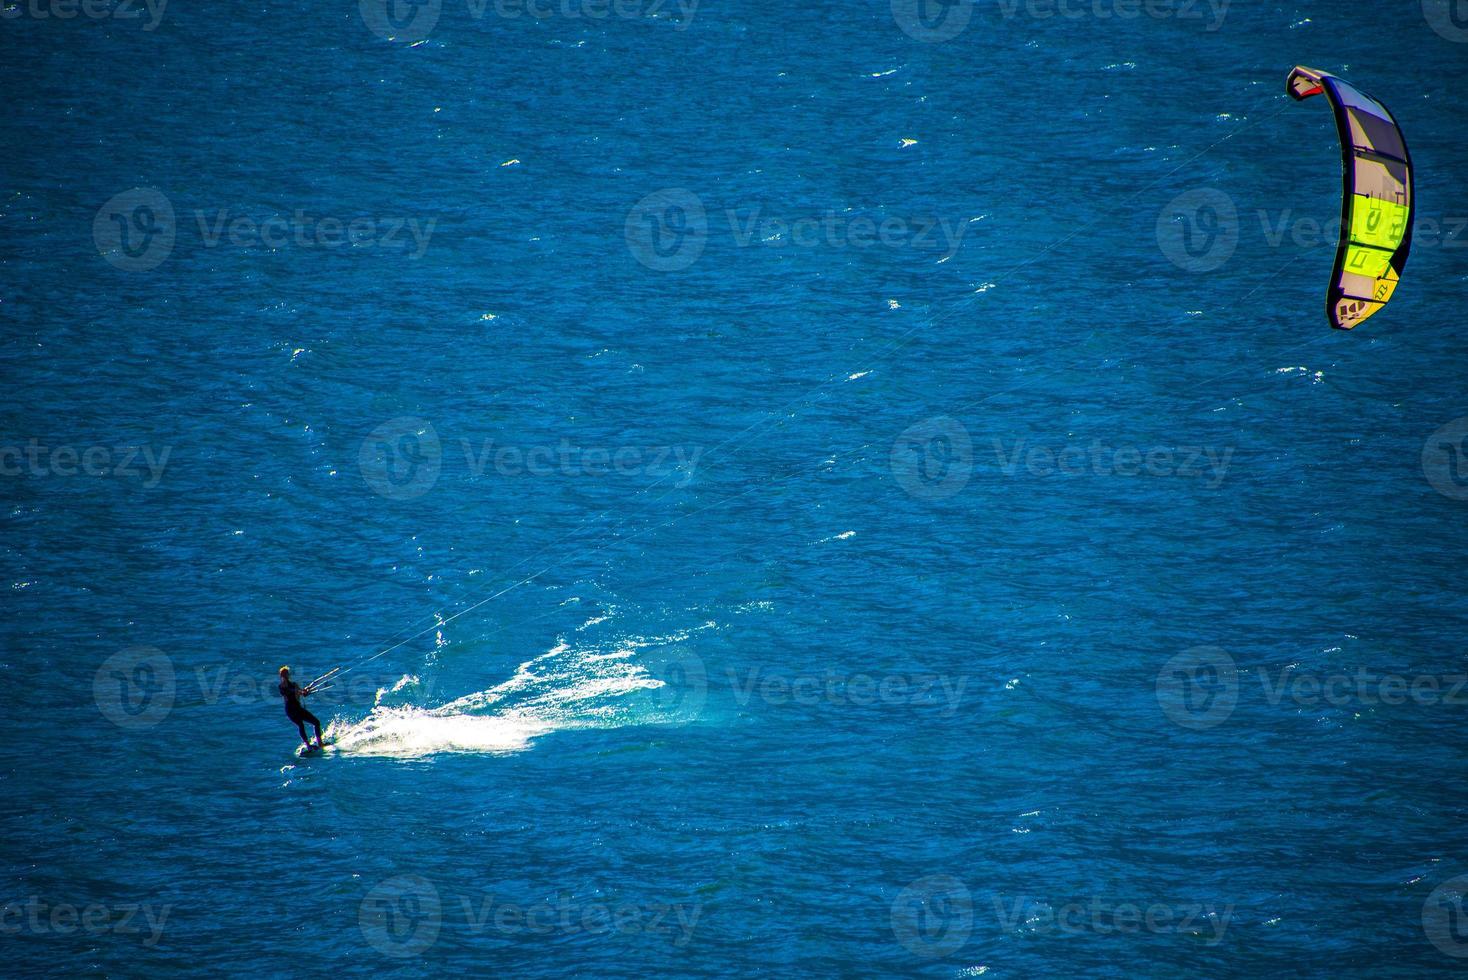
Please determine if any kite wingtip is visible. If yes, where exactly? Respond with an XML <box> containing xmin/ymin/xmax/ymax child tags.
<box><xmin>1286</xmin><ymin>65</ymin><xmax>1328</xmax><ymax>101</ymax></box>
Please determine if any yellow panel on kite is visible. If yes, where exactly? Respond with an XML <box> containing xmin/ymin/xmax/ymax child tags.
<box><xmin>1349</xmin><ymin>195</ymin><xmax>1410</xmax><ymax>251</ymax></box>
<box><xmin>1343</xmin><ymin>244</ymin><xmax>1393</xmax><ymax>280</ymax></box>
<box><xmin>1372</xmin><ymin>266</ymin><xmax>1400</xmax><ymax>303</ymax></box>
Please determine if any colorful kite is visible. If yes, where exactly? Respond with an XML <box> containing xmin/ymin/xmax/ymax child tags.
<box><xmin>1287</xmin><ymin>66</ymin><xmax>1415</xmax><ymax>330</ymax></box>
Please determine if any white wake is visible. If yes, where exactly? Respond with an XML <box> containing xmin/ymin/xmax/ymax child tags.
<box><xmin>323</xmin><ymin>624</ymin><xmax>709</xmax><ymax>759</ymax></box>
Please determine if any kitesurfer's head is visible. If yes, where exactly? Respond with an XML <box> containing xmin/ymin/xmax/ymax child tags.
<box><xmin>279</xmin><ymin>666</ymin><xmax>290</xmax><ymax>678</ymax></box>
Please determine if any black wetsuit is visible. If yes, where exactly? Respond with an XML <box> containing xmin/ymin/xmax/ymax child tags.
<box><xmin>280</xmin><ymin>678</ymin><xmax>322</xmax><ymax>744</ymax></box>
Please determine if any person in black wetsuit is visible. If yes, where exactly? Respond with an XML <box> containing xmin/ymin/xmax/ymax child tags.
<box><xmin>278</xmin><ymin>666</ymin><xmax>323</xmax><ymax>749</ymax></box>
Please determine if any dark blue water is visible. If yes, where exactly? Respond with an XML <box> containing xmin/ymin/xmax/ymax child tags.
<box><xmin>4</xmin><ymin>1</ymin><xmax>1468</xmax><ymax>975</ymax></box>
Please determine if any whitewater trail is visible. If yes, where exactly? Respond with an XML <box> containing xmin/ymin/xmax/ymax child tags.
<box><xmin>322</xmin><ymin>624</ymin><xmax>714</xmax><ymax>759</ymax></box>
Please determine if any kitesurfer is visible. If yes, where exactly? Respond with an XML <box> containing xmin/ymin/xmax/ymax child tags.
<box><xmin>278</xmin><ymin>666</ymin><xmax>324</xmax><ymax>750</ymax></box>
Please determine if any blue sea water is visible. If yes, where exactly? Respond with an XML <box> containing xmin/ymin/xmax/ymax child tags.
<box><xmin>4</xmin><ymin>0</ymin><xmax>1468</xmax><ymax>975</ymax></box>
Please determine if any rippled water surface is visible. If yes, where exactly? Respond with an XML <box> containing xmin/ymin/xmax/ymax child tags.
<box><xmin>4</xmin><ymin>2</ymin><xmax>1468</xmax><ymax>975</ymax></box>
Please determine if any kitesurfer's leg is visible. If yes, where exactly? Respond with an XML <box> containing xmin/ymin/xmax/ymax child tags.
<box><xmin>293</xmin><ymin>716</ymin><xmax>311</xmax><ymax>745</ymax></box>
<box><xmin>300</xmin><ymin>709</ymin><xmax>323</xmax><ymax>747</ymax></box>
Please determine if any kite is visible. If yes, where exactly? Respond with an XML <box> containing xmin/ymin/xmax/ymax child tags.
<box><xmin>1287</xmin><ymin>66</ymin><xmax>1415</xmax><ymax>330</ymax></box>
